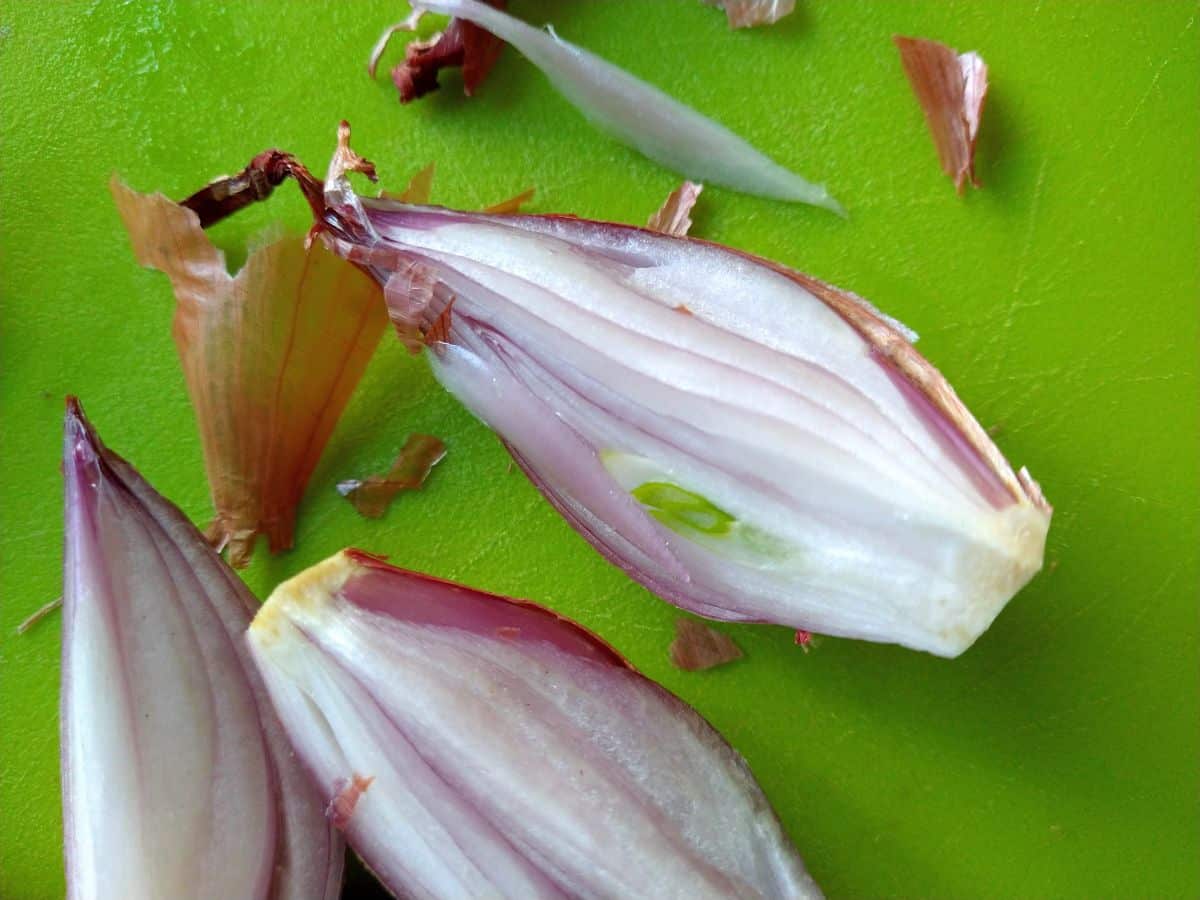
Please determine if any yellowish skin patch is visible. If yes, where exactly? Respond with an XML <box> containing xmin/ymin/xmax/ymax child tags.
<box><xmin>250</xmin><ymin>550</ymin><xmax>359</xmax><ymax>644</ymax></box>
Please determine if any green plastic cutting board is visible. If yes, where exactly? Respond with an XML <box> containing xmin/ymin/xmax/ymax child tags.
<box><xmin>2</xmin><ymin>1</ymin><xmax>1197</xmax><ymax>897</ymax></box>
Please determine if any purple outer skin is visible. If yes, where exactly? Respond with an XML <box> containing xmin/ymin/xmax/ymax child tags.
<box><xmin>61</xmin><ymin>398</ymin><xmax>344</xmax><ymax>900</ymax></box>
<box><xmin>340</xmin><ymin>548</ymin><xmax>632</xmax><ymax>667</ymax></box>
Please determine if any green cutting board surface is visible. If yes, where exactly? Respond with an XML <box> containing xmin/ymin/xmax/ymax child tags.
<box><xmin>2</xmin><ymin>1</ymin><xmax>1197</xmax><ymax>897</ymax></box>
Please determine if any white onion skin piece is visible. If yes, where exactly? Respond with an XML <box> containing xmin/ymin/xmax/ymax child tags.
<box><xmin>415</xmin><ymin>0</ymin><xmax>842</xmax><ymax>213</ymax></box>
<box><xmin>322</xmin><ymin>195</ymin><xmax>1051</xmax><ymax>657</ymax></box>
<box><xmin>247</xmin><ymin>550</ymin><xmax>822</xmax><ymax>899</ymax></box>
<box><xmin>60</xmin><ymin>400</ymin><xmax>343</xmax><ymax>900</ymax></box>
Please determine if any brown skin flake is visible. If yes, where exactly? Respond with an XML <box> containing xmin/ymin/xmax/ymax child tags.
<box><xmin>894</xmin><ymin>35</ymin><xmax>989</xmax><ymax>193</ymax></box>
<box><xmin>338</xmin><ymin>434</ymin><xmax>447</xmax><ymax>519</ymax></box>
<box><xmin>326</xmin><ymin>774</ymin><xmax>375</xmax><ymax>830</ymax></box>
<box><xmin>669</xmin><ymin>618</ymin><xmax>743</xmax><ymax>671</ymax></box>
<box><xmin>646</xmin><ymin>181</ymin><xmax>703</xmax><ymax>237</ymax></box>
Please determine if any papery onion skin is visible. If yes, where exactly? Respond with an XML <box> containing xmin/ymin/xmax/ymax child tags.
<box><xmin>647</xmin><ymin>181</ymin><xmax>703</xmax><ymax>236</ymax></box>
<box><xmin>337</xmin><ymin>433</ymin><xmax>446</xmax><ymax>518</ymax></box>
<box><xmin>894</xmin><ymin>36</ymin><xmax>989</xmax><ymax>193</ymax></box>
<box><xmin>384</xmin><ymin>0</ymin><xmax>507</xmax><ymax>102</ymax></box>
<box><xmin>306</xmin><ymin>139</ymin><xmax>1051</xmax><ymax>657</ymax></box>
<box><xmin>111</xmin><ymin>178</ymin><xmax>387</xmax><ymax>567</ymax></box>
<box><xmin>247</xmin><ymin>549</ymin><xmax>822</xmax><ymax>899</ymax></box>
<box><xmin>61</xmin><ymin>398</ymin><xmax>343</xmax><ymax>900</ymax></box>
<box><xmin>670</xmin><ymin>617</ymin><xmax>745</xmax><ymax>671</ymax></box>
<box><xmin>704</xmin><ymin>0</ymin><xmax>797</xmax><ymax>29</ymax></box>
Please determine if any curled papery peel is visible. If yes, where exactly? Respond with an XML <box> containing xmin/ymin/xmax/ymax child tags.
<box><xmin>337</xmin><ymin>433</ymin><xmax>446</xmax><ymax>518</ymax></box>
<box><xmin>894</xmin><ymin>36</ymin><xmax>989</xmax><ymax>193</ymax></box>
<box><xmin>247</xmin><ymin>550</ymin><xmax>822</xmax><ymax>899</ymax></box>
<box><xmin>306</xmin><ymin>130</ymin><xmax>1050</xmax><ymax>656</ymax></box>
<box><xmin>111</xmin><ymin>176</ymin><xmax>387</xmax><ymax>567</ymax></box>
<box><xmin>61</xmin><ymin>398</ymin><xmax>343</xmax><ymax>900</ymax></box>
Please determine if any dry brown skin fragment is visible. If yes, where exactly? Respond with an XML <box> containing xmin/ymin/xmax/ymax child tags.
<box><xmin>646</xmin><ymin>181</ymin><xmax>703</xmax><ymax>237</ymax></box>
<box><xmin>704</xmin><ymin>0</ymin><xmax>795</xmax><ymax>29</ymax></box>
<box><xmin>326</xmin><ymin>774</ymin><xmax>375</xmax><ymax>830</ymax></box>
<box><xmin>481</xmin><ymin>187</ymin><xmax>536</xmax><ymax>214</ymax></box>
<box><xmin>894</xmin><ymin>35</ymin><xmax>989</xmax><ymax>193</ymax></box>
<box><xmin>372</xmin><ymin>1</ymin><xmax>507</xmax><ymax>103</ymax></box>
<box><xmin>338</xmin><ymin>434</ymin><xmax>447</xmax><ymax>519</ymax></box>
<box><xmin>111</xmin><ymin>178</ymin><xmax>388</xmax><ymax>567</ymax></box>
<box><xmin>383</xmin><ymin>165</ymin><xmax>533</xmax><ymax>214</ymax></box>
<box><xmin>381</xmin><ymin>162</ymin><xmax>437</xmax><ymax>204</ymax></box>
<box><xmin>426</xmin><ymin>298</ymin><xmax>456</xmax><ymax>347</ymax></box>
<box><xmin>669</xmin><ymin>618</ymin><xmax>744</xmax><ymax>671</ymax></box>
<box><xmin>16</xmin><ymin>596</ymin><xmax>63</xmax><ymax>635</ymax></box>
<box><xmin>382</xmin><ymin>258</ymin><xmax>440</xmax><ymax>353</ymax></box>
<box><xmin>328</xmin><ymin>121</ymin><xmax>381</xmax><ymax>187</ymax></box>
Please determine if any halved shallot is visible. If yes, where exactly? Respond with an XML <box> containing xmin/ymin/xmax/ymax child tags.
<box><xmin>299</xmin><ymin>128</ymin><xmax>1051</xmax><ymax>657</ymax></box>
<box><xmin>61</xmin><ymin>398</ymin><xmax>342</xmax><ymax>899</ymax></box>
<box><xmin>247</xmin><ymin>549</ymin><xmax>822</xmax><ymax>898</ymax></box>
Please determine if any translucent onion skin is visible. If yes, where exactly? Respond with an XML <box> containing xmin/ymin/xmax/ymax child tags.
<box><xmin>61</xmin><ymin>399</ymin><xmax>343</xmax><ymax>900</ymax></box>
<box><xmin>247</xmin><ymin>549</ymin><xmax>822</xmax><ymax>899</ymax></box>
<box><xmin>414</xmin><ymin>0</ymin><xmax>842</xmax><ymax>213</ymax></box>
<box><xmin>315</xmin><ymin>173</ymin><xmax>1051</xmax><ymax>658</ymax></box>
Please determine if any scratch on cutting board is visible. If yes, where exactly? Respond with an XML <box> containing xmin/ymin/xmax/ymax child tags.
<box><xmin>987</xmin><ymin>157</ymin><xmax>1050</xmax><ymax>381</ymax></box>
<box><xmin>1098</xmin><ymin>9</ymin><xmax>1197</xmax><ymax>168</ymax></box>
<box><xmin>454</xmin><ymin>495</ymin><xmax>545</xmax><ymax>572</ymax></box>
<box><xmin>1011</xmin><ymin>160</ymin><xmax>1049</xmax><ymax>300</ymax></box>
<box><xmin>1120</xmin><ymin>10</ymin><xmax>1196</xmax><ymax>133</ymax></box>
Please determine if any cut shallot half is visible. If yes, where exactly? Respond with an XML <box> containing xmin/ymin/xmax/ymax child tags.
<box><xmin>61</xmin><ymin>398</ymin><xmax>342</xmax><ymax>900</ymax></box>
<box><xmin>111</xmin><ymin>172</ymin><xmax>387</xmax><ymax>567</ymax></box>
<box><xmin>246</xmin><ymin>549</ymin><xmax>822</xmax><ymax>898</ymax></box>
<box><xmin>383</xmin><ymin>0</ymin><xmax>842</xmax><ymax>212</ymax></box>
<box><xmin>288</xmin><ymin>126</ymin><xmax>1051</xmax><ymax>657</ymax></box>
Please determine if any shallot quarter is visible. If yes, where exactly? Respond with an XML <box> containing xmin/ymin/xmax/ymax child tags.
<box><xmin>302</xmin><ymin>128</ymin><xmax>1051</xmax><ymax>658</ymax></box>
<box><xmin>247</xmin><ymin>549</ymin><xmax>822</xmax><ymax>898</ymax></box>
<box><xmin>60</xmin><ymin>399</ymin><xmax>342</xmax><ymax>900</ymax></box>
